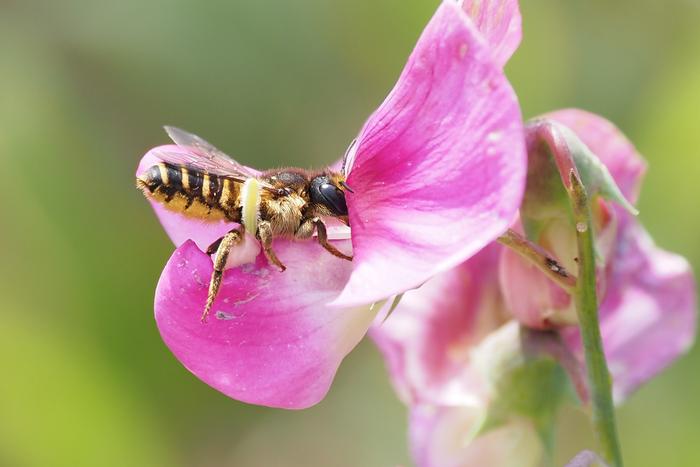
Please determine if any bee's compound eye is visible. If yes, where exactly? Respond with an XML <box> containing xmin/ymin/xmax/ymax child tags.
<box><xmin>318</xmin><ymin>183</ymin><xmax>348</xmax><ymax>216</ymax></box>
<box><xmin>310</xmin><ymin>175</ymin><xmax>349</xmax><ymax>216</ymax></box>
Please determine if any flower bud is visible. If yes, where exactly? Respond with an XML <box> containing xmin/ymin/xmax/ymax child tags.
<box><xmin>501</xmin><ymin>118</ymin><xmax>634</xmax><ymax>329</ymax></box>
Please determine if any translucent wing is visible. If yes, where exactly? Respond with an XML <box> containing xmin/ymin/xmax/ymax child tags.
<box><xmin>158</xmin><ymin>126</ymin><xmax>276</xmax><ymax>191</ymax></box>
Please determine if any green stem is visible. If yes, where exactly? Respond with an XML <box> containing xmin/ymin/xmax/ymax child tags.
<box><xmin>568</xmin><ymin>170</ymin><xmax>623</xmax><ymax>467</ymax></box>
<box><xmin>498</xmin><ymin>229</ymin><xmax>577</xmax><ymax>292</ymax></box>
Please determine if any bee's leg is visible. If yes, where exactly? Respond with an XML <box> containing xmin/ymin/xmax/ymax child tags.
<box><xmin>314</xmin><ymin>219</ymin><xmax>353</xmax><ymax>261</ymax></box>
<box><xmin>257</xmin><ymin>221</ymin><xmax>286</xmax><ymax>272</ymax></box>
<box><xmin>294</xmin><ymin>218</ymin><xmax>316</xmax><ymax>239</ymax></box>
<box><xmin>206</xmin><ymin>237</ymin><xmax>223</xmax><ymax>255</ymax></box>
<box><xmin>202</xmin><ymin>227</ymin><xmax>243</xmax><ymax>322</ymax></box>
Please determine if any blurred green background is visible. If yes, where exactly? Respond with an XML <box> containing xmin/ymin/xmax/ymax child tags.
<box><xmin>1</xmin><ymin>0</ymin><xmax>698</xmax><ymax>465</ymax></box>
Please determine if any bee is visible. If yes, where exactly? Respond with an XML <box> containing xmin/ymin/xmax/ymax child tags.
<box><xmin>136</xmin><ymin>127</ymin><xmax>355</xmax><ymax>321</ymax></box>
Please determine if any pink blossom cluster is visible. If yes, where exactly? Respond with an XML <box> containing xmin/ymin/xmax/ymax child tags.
<box><xmin>137</xmin><ymin>1</ymin><xmax>696</xmax><ymax>464</ymax></box>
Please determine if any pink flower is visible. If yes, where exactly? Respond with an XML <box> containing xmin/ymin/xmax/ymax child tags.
<box><xmin>372</xmin><ymin>112</ymin><xmax>696</xmax><ymax>467</ymax></box>
<box><xmin>371</xmin><ymin>244</ymin><xmax>508</xmax><ymax>407</ymax></box>
<box><xmin>370</xmin><ymin>2</ymin><xmax>696</xmax><ymax>463</ymax></box>
<box><xmin>502</xmin><ymin>109</ymin><xmax>697</xmax><ymax>400</ymax></box>
<box><xmin>371</xmin><ymin>246</ymin><xmax>552</xmax><ymax>466</ymax></box>
<box><xmin>548</xmin><ymin>109</ymin><xmax>696</xmax><ymax>401</ymax></box>
<box><xmin>137</xmin><ymin>0</ymin><xmax>526</xmax><ymax>408</ymax></box>
<box><xmin>410</xmin><ymin>405</ymin><xmax>542</xmax><ymax>467</ymax></box>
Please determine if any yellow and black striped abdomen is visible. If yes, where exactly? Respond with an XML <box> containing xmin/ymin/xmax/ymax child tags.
<box><xmin>136</xmin><ymin>162</ymin><xmax>242</xmax><ymax>222</ymax></box>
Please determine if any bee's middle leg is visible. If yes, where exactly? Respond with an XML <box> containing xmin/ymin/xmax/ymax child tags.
<box><xmin>312</xmin><ymin>219</ymin><xmax>353</xmax><ymax>261</ymax></box>
<box><xmin>257</xmin><ymin>221</ymin><xmax>286</xmax><ymax>271</ymax></box>
<box><xmin>202</xmin><ymin>227</ymin><xmax>243</xmax><ymax>322</ymax></box>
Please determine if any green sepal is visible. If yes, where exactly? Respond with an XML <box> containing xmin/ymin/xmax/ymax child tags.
<box><xmin>521</xmin><ymin>120</ymin><xmax>638</xmax><ymax>235</ymax></box>
<box><xmin>475</xmin><ymin>355</ymin><xmax>566</xmax><ymax>453</ymax></box>
<box><xmin>468</xmin><ymin>324</ymin><xmax>568</xmax><ymax>458</ymax></box>
<box><xmin>519</xmin><ymin>119</ymin><xmax>638</xmax><ymax>264</ymax></box>
<box><xmin>557</xmin><ymin>123</ymin><xmax>638</xmax><ymax>216</ymax></box>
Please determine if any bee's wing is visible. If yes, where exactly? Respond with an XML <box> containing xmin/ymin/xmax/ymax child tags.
<box><xmin>164</xmin><ymin>126</ymin><xmax>260</xmax><ymax>177</ymax></box>
<box><xmin>160</xmin><ymin>126</ymin><xmax>277</xmax><ymax>191</ymax></box>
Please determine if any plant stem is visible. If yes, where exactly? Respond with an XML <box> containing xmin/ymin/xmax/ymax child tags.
<box><xmin>498</xmin><ymin>229</ymin><xmax>577</xmax><ymax>292</ymax></box>
<box><xmin>568</xmin><ymin>170</ymin><xmax>623</xmax><ymax>467</ymax></box>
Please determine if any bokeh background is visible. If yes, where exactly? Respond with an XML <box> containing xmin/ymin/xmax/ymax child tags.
<box><xmin>1</xmin><ymin>0</ymin><xmax>699</xmax><ymax>465</ymax></box>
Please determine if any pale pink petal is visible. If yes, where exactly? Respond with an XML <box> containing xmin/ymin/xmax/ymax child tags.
<box><xmin>498</xmin><ymin>224</ymin><xmax>575</xmax><ymax>329</ymax></box>
<box><xmin>136</xmin><ymin>146</ymin><xmax>241</xmax><ymax>251</ymax></box>
<box><xmin>410</xmin><ymin>405</ymin><xmax>542</xmax><ymax>467</ymax></box>
<box><xmin>565</xmin><ymin>450</ymin><xmax>608</xmax><ymax>467</ymax></box>
<box><xmin>545</xmin><ymin>109</ymin><xmax>647</xmax><ymax>203</ymax></box>
<box><xmin>563</xmin><ymin>222</ymin><xmax>697</xmax><ymax>402</ymax></box>
<box><xmin>371</xmin><ymin>245</ymin><xmax>507</xmax><ymax>405</ymax></box>
<box><xmin>336</xmin><ymin>1</ymin><xmax>526</xmax><ymax>307</ymax></box>
<box><xmin>155</xmin><ymin>240</ymin><xmax>372</xmax><ymax>409</ymax></box>
<box><xmin>460</xmin><ymin>0</ymin><xmax>522</xmax><ymax>67</ymax></box>
<box><xmin>499</xmin><ymin>246</ymin><xmax>573</xmax><ymax>329</ymax></box>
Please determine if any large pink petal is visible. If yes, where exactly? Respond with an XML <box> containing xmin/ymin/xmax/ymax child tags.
<box><xmin>136</xmin><ymin>146</ymin><xmax>241</xmax><ymax>251</ymax></box>
<box><xmin>371</xmin><ymin>245</ymin><xmax>507</xmax><ymax>405</ymax></box>
<box><xmin>563</xmin><ymin>222</ymin><xmax>696</xmax><ymax>402</ymax></box>
<box><xmin>545</xmin><ymin>109</ymin><xmax>647</xmax><ymax>203</ymax></box>
<box><xmin>337</xmin><ymin>1</ymin><xmax>526</xmax><ymax>306</ymax></box>
<box><xmin>410</xmin><ymin>405</ymin><xmax>542</xmax><ymax>467</ymax></box>
<box><xmin>155</xmin><ymin>240</ymin><xmax>371</xmax><ymax>409</ymax></box>
<box><xmin>460</xmin><ymin>0</ymin><xmax>522</xmax><ymax>67</ymax></box>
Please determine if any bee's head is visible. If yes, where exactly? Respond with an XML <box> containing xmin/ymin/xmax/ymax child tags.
<box><xmin>309</xmin><ymin>172</ymin><xmax>351</xmax><ymax>217</ymax></box>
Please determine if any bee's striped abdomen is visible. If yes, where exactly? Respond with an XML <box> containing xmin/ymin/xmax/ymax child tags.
<box><xmin>137</xmin><ymin>162</ymin><xmax>241</xmax><ymax>222</ymax></box>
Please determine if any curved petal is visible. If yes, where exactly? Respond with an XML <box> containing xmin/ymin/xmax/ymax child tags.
<box><xmin>410</xmin><ymin>405</ymin><xmax>542</xmax><ymax>467</ymax></box>
<box><xmin>563</xmin><ymin>222</ymin><xmax>697</xmax><ymax>402</ymax></box>
<box><xmin>136</xmin><ymin>145</ymin><xmax>241</xmax><ymax>251</ymax></box>
<box><xmin>460</xmin><ymin>0</ymin><xmax>522</xmax><ymax>67</ymax></box>
<box><xmin>370</xmin><ymin>245</ymin><xmax>507</xmax><ymax>405</ymax></box>
<box><xmin>155</xmin><ymin>240</ymin><xmax>372</xmax><ymax>409</ymax></box>
<box><xmin>337</xmin><ymin>1</ymin><xmax>526</xmax><ymax>306</ymax></box>
<box><xmin>499</xmin><ymin>243</ymin><xmax>573</xmax><ymax>329</ymax></box>
<box><xmin>545</xmin><ymin>109</ymin><xmax>647</xmax><ymax>203</ymax></box>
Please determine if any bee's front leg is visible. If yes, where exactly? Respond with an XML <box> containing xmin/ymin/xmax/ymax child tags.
<box><xmin>202</xmin><ymin>227</ymin><xmax>243</xmax><ymax>322</ymax></box>
<box><xmin>257</xmin><ymin>220</ymin><xmax>286</xmax><ymax>272</ymax></box>
<box><xmin>313</xmin><ymin>219</ymin><xmax>353</xmax><ymax>261</ymax></box>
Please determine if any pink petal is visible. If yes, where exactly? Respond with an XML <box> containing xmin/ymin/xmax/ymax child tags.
<box><xmin>499</xmin><ymin>242</ymin><xmax>573</xmax><ymax>329</ymax></box>
<box><xmin>460</xmin><ymin>0</ymin><xmax>522</xmax><ymax>67</ymax></box>
<box><xmin>545</xmin><ymin>109</ymin><xmax>647</xmax><ymax>203</ymax></box>
<box><xmin>136</xmin><ymin>145</ymin><xmax>243</xmax><ymax>251</ymax></box>
<box><xmin>410</xmin><ymin>405</ymin><xmax>542</xmax><ymax>467</ymax></box>
<box><xmin>563</xmin><ymin>222</ymin><xmax>697</xmax><ymax>401</ymax></box>
<box><xmin>155</xmin><ymin>240</ymin><xmax>373</xmax><ymax>409</ymax></box>
<box><xmin>336</xmin><ymin>1</ymin><xmax>526</xmax><ymax>307</ymax></box>
<box><xmin>371</xmin><ymin>245</ymin><xmax>507</xmax><ymax>405</ymax></box>
<box><xmin>565</xmin><ymin>451</ymin><xmax>608</xmax><ymax>467</ymax></box>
